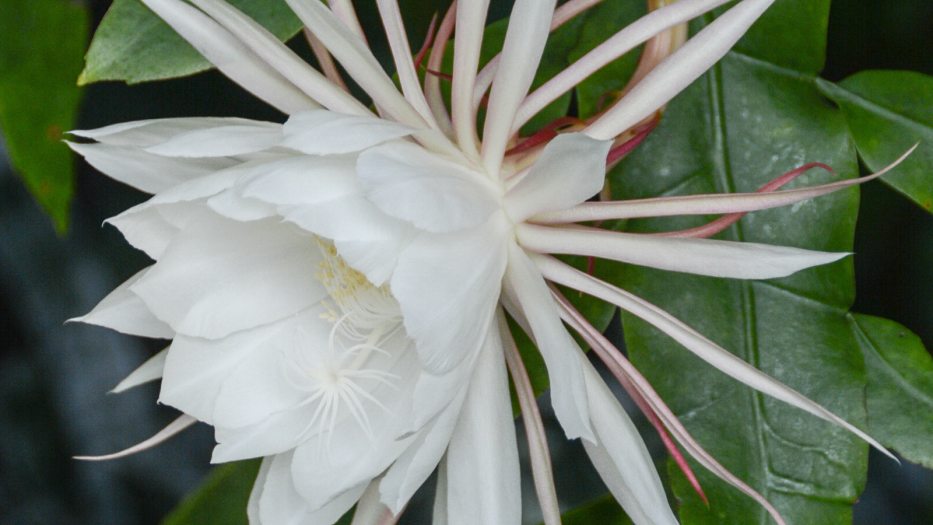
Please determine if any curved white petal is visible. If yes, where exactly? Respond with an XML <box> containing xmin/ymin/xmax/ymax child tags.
<box><xmin>190</xmin><ymin>0</ymin><xmax>369</xmax><ymax>116</ymax></box>
<box><xmin>357</xmin><ymin>141</ymin><xmax>499</xmax><ymax>233</ymax></box>
<box><xmin>580</xmin><ymin>359</ymin><xmax>678</xmax><ymax>525</ymax></box>
<box><xmin>70</xmin><ymin>117</ymin><xmax>272</xmax><ymax>147</ymax></box>
<box><xmin>257</xmin><ymin>452</ymin><xmax>364</xmax><ymax>524</ymax></box>
<box><xmin>284</xmin><ymin>0</ymin><xmax>424</xmax><ymax>127</ymax></box>
<box><xmin>390</xmin><ymin>215</ymin><xmax>509</xmax><ymax>373</ymax></box>
<box><xmin>132</xmin><ymin>213</ymin><xmax>325</xmax><ymax>339</ymax></box>
<box><xmin>515</xmin><ymin>0</ymin><xmax>731</xmax><ymax>132</ymax></box>
<box><xmin>537</xmin><ymin>256</ymin><xmax>894</xmax><ymax>457</ymax></box>
<box><xmin>111</xmin><ymin>348</ymin><xmax>168</xmax><ymax>394</ymax></box>
<box><xmin>505</xmin><ymin>132</ymin><xmax>611</xmax><ymax>222</ymax></box>
<box><xmin>379</xmin><ymin>385</ymin><xmax>469</xmax><ymax>514</ymax></box>
<box><xmin>535</xmin><ymin>148</ymin><xmax>916</xmax><ymax>223</ymax></box>
<box><xmin>504</xmin><ymin>242</ymin><xmax>594</xmax><ymax>442</ymax></box>
<box><xmin>159</xmin><ymin>315</ymin><xmax>298</xmax><ymax>423</ymax></box>
<box><xmin>517</xmin><ymin>223</ymin><xmax>848</xmax><ymax>280</ymax></box>
<box><xmin>68</xmin><ymin>141</ymin><xmax>235</xmax><ymax>193</ymax></box>
<box><xmin>74</xmin><ymin>414</ymin><xmax>196</xmax><ymax>461</ymax></box>
<box><xmin>451</xmin><ymin>0</ymin><xmax>490</xmax><ymax>156</ymax></box>
<box><xmin>145</xmin><ymin>122</ymin><xmax>282</xmax><ymax>158</ymax></box>
<box><xmin>281</xmin><ymin>111</ymin><xmax>415</xmax><ymax>155</ymax></box>
<box><xmin>375</xmin><ymin>0</ymin><xmax>437</xmax><ymax>126</ymax></box>
<box><xmin>140</xmin><ymin>0</ymin><xmax>318</xmax><ymax>114</ymax></box>
<box><xmin>443</xmin><ymin>322</ymin><xmax>521</xmax><ymax>525</ymax></box>
<box><xmin>70</xmin><ymin>267</ymin><xmax>174</xmax><ymax>339</ymax></box>
<box><xmin>480</xmin><ymin>0</ymin><xmax>557</xmax><ymax>175</ymax></box>
<box><xmin>586</xmin><ymin>0</ymin><xmax>775</xmax><ymax>139</ymax></box>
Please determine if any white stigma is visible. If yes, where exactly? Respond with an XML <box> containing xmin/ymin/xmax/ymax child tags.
<box><xmin>282</xmin><ymin>240</ymin><xmax>405</xmax><ymax>455</ymax></box>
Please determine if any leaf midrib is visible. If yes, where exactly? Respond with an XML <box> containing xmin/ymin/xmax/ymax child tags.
<box><xmin>706</xmin><ymin>58</ymin><xmax>772</xmax><ymax>525</ymax></box>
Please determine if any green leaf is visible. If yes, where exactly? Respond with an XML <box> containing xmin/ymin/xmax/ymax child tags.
<box><xmin>589</xmin><ymin>3</ymin><xmax>876</xmax><ymax>523</ymax></box>
<box><xmin>849</xmin><ymin>314</ymin><xmax>933</xmax><ymax>468</ymax></box>
<box><xmin>81</xmin><ymin>0</ymin><xmax>303</xmax><ymax>85</ymax></box>
<box><xmin>816</xmin><ymin>71</ymin><xmax>933</xmax><ymax>212</ymax></box>
<box><xmin>566</xmin><ymin>0</ymin><xmax>645</xmax><ymax>119</ymax></box>
<box><xmin>0</xmin><ymin>0</ymin><xmax>87</xmax><ymax>233</ymax></box>
<box><xmin>163</xmin><ymin>460</ymin><xmax>261</xmax><ymax>525</ymax></box>
<box><xmin>557</xmin><ymin>494</ymin><xmax>633</xmax><ymax>525</ymax></box>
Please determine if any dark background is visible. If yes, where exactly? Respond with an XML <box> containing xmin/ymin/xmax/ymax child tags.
<box><xmin>0</xmin><ymin>0</ymin><xmax>930</xmax><ymax>523</ymax></box>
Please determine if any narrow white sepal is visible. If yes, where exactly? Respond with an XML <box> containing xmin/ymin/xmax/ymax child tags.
<box><xmin>111</xmin><ymin>348</ymin><xmax>169</xmax><ymax>394</ymax></box>
<box><xmin>586</xmin><ymin>0</ymin><xmax>776</xmax><ymax>139</ymax></box>
<box><xmin>140</xmin><ymin>0</ymin><xmax>318</xmax><ymax>114</ymax></box>
<box><xmin>74</xmin><ymin>414</ymin><xmax>196</xmax><ymax>461</ymax></box>
<box><xmin>517</xmin><ymin>223</ymin><xmax>849</xmax><ymax>280</ymax></box>
<box><xmin>537</xmin><ymin>255</ymin><xmax>896</xmax><ymax>460</ymax></box>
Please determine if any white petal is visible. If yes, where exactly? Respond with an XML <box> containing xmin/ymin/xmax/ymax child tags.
<box><xmin>351</xmin><ymin>480</ymin><xmax>394</xmax><ymax>525</ymax></box>
<box><xmin>357</xmin><ymin>141</ymin><xmax>499</xmax><ymax>233</ymax></box>
<box><xmin>537</xmin><ymin>255</ymin><xmax>894</xmax><ymax>457</ymax></box>
<box><xmin>160</xmin><ymin>319</ymin><xmax>290</xmax><ymax>423</ymax></box>
<box><xmin>390</xmin><ymin>215</ymin><xmax>509</xmax><ymax>372</ymax></box>
<box><xmin>451</xmin><ymin>0</ymin><xmax>490</xmax><ymax>155</ymax></box>
<box><xmin>515</xmin><ymin>0</ymin><xmax>731</xmax><ymax>132</ymax></box>
<box><xmin>480</xmin><ymin>0</ymin><xmax>557</xmax><ymax>175</ymax></box>
<box><xmin>284</xmin><ymin>0</ymin><xmax>425</xmax><ymax>127</ymax></box>
<box><xmin>112</xmin><ymin>348</ymin><xmax>168</xmax><ymax>394</ymax></box>
<box><xmin>258</xmin><ymin>452</ymin><xmax>364</xmax><ymax>524</ymax></box>
<box><xmin>70</xmin><ymin>117</ymin><xmax>272</xmax><ymax>147</ymax></box>
<box><xmin>586</xmin><ymin>0</ymin><xmax>776</xmax><ymax>139</ymax></box>
<box><xmin>580</xmin><ymin>359</ymin><xmax>677</xmax><ymax>525</ymax></box>
<box><xmin>69</xmin><ymin>267</ymin><xmax>174</xmax><ymax>338</ymax></box>
<box><xmin>375</xmin><ymin>0</ymin><xmax>437</xmax><ymax>125</ymax></box>
<box><xmin>189</xmin><ymin>0</ymin><xmax>369</xmax><ymax>116</ymax></box>
<box><xmin>248</xmin><ymin>457</ymin><xmax>273</xmax><ymax>523</ymax></box>
<box><xmin>211</xmin><ymin>316</ymin><xmax>331</xmax><ymax>429</ymax></box>
<box><xmin>505</xmin><ymin>132</ymin><xmax>611</xmax><ymax>222</ymax></box>
<box><xmin>290</xmin><ymin>426</ymin><xmax>411</xmax><ymax>512</ymax></box>
<box><xmin>444</xmin><ymin>323</ymin><xmax>521</xmax><ymax>525</ymax></box>
<box><xmin>207</xmin><ymin>189</ymin><xmax>277</xmax><ymax>222</ymax></box>
<box><xmin>281</xmin><ymin>111</ymin><xmax>415</xmax><ymax>155</ymax></box>
<box><xmin>517</xmin><ymin>223</ymin><xmax>849</xmax><ymax>280</ymax></box>
<box><xmin>68</xmin><ymin>141</ymin><xmax>235</xmax><ymax>193</ymax></box>
<box><xmin>132</xmin><ymin>213</ymin><xmax>325</xmax><ymax>339</ymax></box>
<box><xmin>378</xmin><ymin>385</ymin><xmax>469</xmax><ymax>514</ymax></box>
<box><xmin>140</xmin><ymin>0</ymin><xmax>318</xmax><ymax>114</ymax></box>
<box><xmin>145</xmin><ymin>122</ymin><xmax>282</xmax><ymax>158</ymax></box>
<box><xmin>503</xmin><ymin>242</ymin><xmax>594</xmax><ymax>441</ymax></box>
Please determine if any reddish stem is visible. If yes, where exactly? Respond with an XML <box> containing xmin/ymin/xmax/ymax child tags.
<box><xmin>552</xmin><ymin>291</ymin><xmax>709</xmax><ymax>506</ymax></box>
<box><xmin>413</xmin><ymin>13</ymin><xmax>440</xmax><ymax>72</ymax></box>
<box><xmin>658</xmin><ymin>162</ymin><xmax>835</xmax><ymax>238</ymax></box>
<box><xmin>506</xmin><ymin>116</ymin><xmax>580</xmax><ymax>156</ymax></box>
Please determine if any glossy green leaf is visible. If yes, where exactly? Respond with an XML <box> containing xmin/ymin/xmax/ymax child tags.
<box><xmin>557</xmin><ymin>494</ymin><xmax>632</xmax><ymax>525</ymax></box>
<box><xmin>0</xmin><ymin>0</ymin><xmax>87</xmax><ymax>232</ymax></box>
<box><xmin>850</xmin><ymin>313</ymin><xmax>933</xmax><ymax>468</ymax></box>
<box><xmin>81</xmin><ymin>0</ymin><xmax>303</xmax><ymax>85</ymax></box>
<box><xmin>593</xmin><ymin>2</ymin><xmax>875</xmax><ymax>523</ymax></box>
<box><xmin>163</xmin><ymin>460</ymin><xmax>261</xmax><ymax>525</ymax></box>
<box><xmin>566</xmin><ymin>0</ymin><xmax>645</xmax><ymax>119</ymax></box>
<box><xmin>817</xmin><ymin>71</ymin><xmax>933</xmax><ymax>212</ymax></box>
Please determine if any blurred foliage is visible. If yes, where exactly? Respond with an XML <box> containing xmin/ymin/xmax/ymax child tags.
<box><xmin>81</xmin><ymin>0</ymin><xmax>302</xmax><ymax>84</ymax></box>
<box><xmin>163</xmin><ymin>460</ymin><xmax>261</xmax><ymax>525</ymax></box>
<box><xmin>0</xmin><ymin>0</ymin><xmax>88</xmax><ymax>232</ymax></box>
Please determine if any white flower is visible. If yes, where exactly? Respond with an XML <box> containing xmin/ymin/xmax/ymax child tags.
<box><xmin>71</xmin><ymin>1</ymin><xmax>906</xmax><ymax>524</ymax></box>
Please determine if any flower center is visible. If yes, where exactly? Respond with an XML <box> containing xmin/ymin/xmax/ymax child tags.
<box><xmin>280</xmin><ymin>240</ymin><xmax>406</xmax><ymax>451</ymax></box>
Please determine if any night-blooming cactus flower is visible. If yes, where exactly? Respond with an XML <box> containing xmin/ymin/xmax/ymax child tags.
<box><xmin>70</xmin><ymin>0</ymin><xmax>905</xmax><ymax>524</ymax></box>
